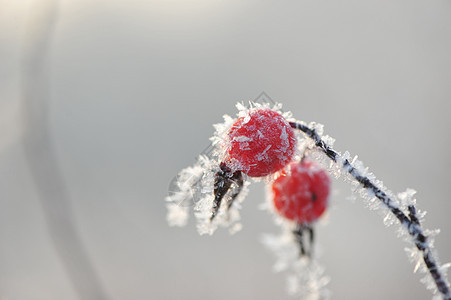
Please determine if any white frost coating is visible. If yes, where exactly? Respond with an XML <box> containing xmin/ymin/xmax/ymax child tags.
<box><xmin>166</xmin><ymin>203</ymin><xmax>189</xmax><ymax>227</ymax></box>
<box><xmin>274</xmin><ymin>123</ymin><xmax>294</xmax><ymax>167</ymax></box>
<box><xmin>234</xmin><ymin>135</ymin><xmax>253</xmax><ymax>142</ymax></box>
<box><xmin>261</xmin><ymin>226</ymin><xmax>330</xmax><ymax>300</ymax></box>
<box><xmin>263</xmin><ymin>144</ymin><xmax>272</xmax><ymax>154</ymax></box>
<box><xmin>398</xmin><ymin>188</ymin><xmax>417</xmax><ymax>209</ymax></box>
<box><xmin>195</xmin><ymin>180</ymin><xmax>250</xmax><ymax>235</ymax></box>
<box><xmin>383</xmin><ymin>210</ymin><xmax>397</xmax><ymax>227</ymax></box>
<box><xmin>256</xmin><ymin>145</ymin><xmax>272</xmax><ymax>162</ymax></box>
<box><xmin>164</xmin><ymin>161</ymin><xmax>206</xmax><ymax>226</ymax></box>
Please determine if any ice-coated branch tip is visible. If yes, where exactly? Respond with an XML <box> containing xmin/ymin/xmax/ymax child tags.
<box><xmin>289</xmin><ymin>121</ymin><xmax>451</xmax><ymax>300</ymax></box>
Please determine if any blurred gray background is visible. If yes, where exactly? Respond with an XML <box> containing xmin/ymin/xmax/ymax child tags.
<box><xmin>0</xmin><ymin>0</ymin><xmax>450</xmax><ymax>299</ymax></box>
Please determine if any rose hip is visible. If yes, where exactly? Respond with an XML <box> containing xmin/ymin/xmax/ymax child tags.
<box><xmin>224</xmin><ymin>108</ymin><xmax>296</xmax><ymax>177</ymax></box>
<box><xmin>271</xmin><ymin>159</ymin><xmax>330</xmax><ymax>224</ymax></box>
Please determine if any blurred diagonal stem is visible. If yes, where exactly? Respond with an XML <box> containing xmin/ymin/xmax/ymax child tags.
<box><xmin>290</xmin><ymin>121</ymin><xmax>451</xmax><ymax>300</ymax></box>
<box><xmin>21</xmin><ymin>1</ymin><xmax>109</xmax><ymax>299</ymax></box>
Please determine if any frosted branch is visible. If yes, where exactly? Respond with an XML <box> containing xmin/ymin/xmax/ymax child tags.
<box><xmin>289</xmin><ymin>121</ymin><xmax>451</xmax><ymax>300</ymax></box>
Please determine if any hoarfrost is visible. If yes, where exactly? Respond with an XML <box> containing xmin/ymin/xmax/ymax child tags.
<box><xmin>289</xmin><ymin>116</ymin><xmax>451</xmax><ymax>300</ymax></box>
<box><xmin>164</xmin><ymin>161</ymin><xmax>207</xmax><ymax>226</ymax></box>
<box><xmin>233</xmin><ymin>135</ymin><xmax>253</xmax><ymax>142</ymax></box>
<box><xmin>261</xmin><ymin>225</ymin><xmax>330</xmax><ymax>300</ymax></box>
<box><xmin>195</xmin><ymin>180</ymin><xmax>250</xmax><ymax>235</ymax></box>
<box><xmin>398</xmin><ymin>188</ymin><xmax>417</xmax><ymax>208</ymax></box>
<box><xmin>383</xmin><ymin>211</ymin><xmax>396</xmax><ymax>227</ymax></box>
<box><xmin>256</xmin><ymin>145</ymin><xmax>272</xmax><ymax>162</ymax></box>
<box><xmin>166</xmin><ymin>203</ymin><xmax>189</xmax><ymax>227</ymax></box>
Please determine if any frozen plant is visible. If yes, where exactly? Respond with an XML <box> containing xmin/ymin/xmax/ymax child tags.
<box><xmin>165</xmin><ymin>101</ymin><xmax>451</xmax><ymax>299</ymax></box>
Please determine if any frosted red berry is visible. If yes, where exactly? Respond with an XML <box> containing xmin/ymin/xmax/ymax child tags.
<box><xmin>224</xmin><ymin>108</ymin><xmax>296</xmax><ymax>177</ymax></box>
<box><xmin>271</xmin><ymin>159</ymin><xmax>330</xmax><ymax>224</ymax></box>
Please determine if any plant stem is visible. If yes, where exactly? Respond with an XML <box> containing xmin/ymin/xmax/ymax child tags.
<box><xmin>289</xmin><ymin>121</ymin><xmax>451</xmax><ymax>300</ymax></box>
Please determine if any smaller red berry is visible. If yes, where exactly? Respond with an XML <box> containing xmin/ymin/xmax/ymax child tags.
<box><xmin>224</xmin><ymin>108</ymin><xmax>296</xmax><ymax>177</ymax></box>
<box><xmin>271</xmin><ymin>159</ymin><xmax>330</xmax><ymax>224</ymax></box>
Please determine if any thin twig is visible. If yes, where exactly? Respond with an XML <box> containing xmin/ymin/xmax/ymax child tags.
<box><xmin>289</xmin><ymin>121</ymin><xmax>451</xmax><ymax>300</ymax></box>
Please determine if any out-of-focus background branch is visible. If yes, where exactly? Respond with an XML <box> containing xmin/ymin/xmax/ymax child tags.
<box><xmin>21</xmin><ymin>1</ymin><xmax>109</xmax><ymax>299</ymax></box>
<box><xmin>0</xmin><ymin>0</ymin><xmax>450</xmax><ymax>299</ymax></box>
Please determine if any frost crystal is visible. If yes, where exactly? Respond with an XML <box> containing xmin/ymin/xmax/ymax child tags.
<box><xmin>262</xmin><ymin>225</ymin><xmax>330</xmax><ymax>300</ymax></box>
<box><xmin>166</xmin><ymin>203</ymin><xmax>189</xmax><ymax>227</ymax></box>
<box><xmin>398</xmin><ymin>188</ymin><xmax>417</xmax><ymax>208</ymax></box>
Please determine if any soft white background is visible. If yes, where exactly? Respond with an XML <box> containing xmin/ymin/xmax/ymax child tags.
<box><xmin>0</xmin><ymin>0</ymin><xmax>450</xmax><ymax>299</ymax></box>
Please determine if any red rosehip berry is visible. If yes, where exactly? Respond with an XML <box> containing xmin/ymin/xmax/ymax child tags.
<box><xmin>224</xmin><ymin>108</ymin><xmax>297</xmax><ymax>177</ymax></box>
<box><xmin>271</xmin><ymin>159</ymin><xmax>330</xmax><ymax>224</ymax></box>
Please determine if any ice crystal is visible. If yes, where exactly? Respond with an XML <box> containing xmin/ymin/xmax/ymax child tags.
<box><xmin>166</xmin><ymin>203</ymin><xmax>189</xmax><ymax>227</ymax></box>
<box><xmin>261</xmin><ymin>225</ymin><xmax>330</xmax><ymax>300</ymax></box>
